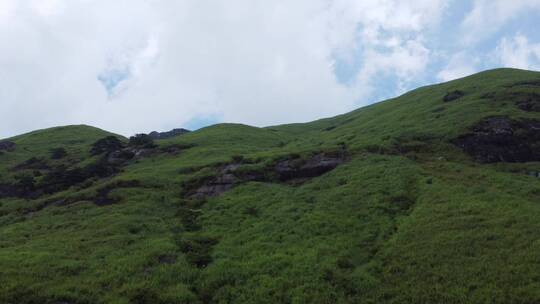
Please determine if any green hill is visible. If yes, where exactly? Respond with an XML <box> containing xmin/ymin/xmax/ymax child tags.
<box><xmin>1</xmin><ymin>68</ymin><xmax>540</xmax><ymax>303</ymax></box>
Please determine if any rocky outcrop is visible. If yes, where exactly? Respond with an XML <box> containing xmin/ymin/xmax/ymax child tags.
<box><xmin>274</xmin><ymin>153</ymin><xmax>345</xmax><ymax>181</ymax></box>
<box><xmin>453</xmin><ymin>117</ymin><xmax>540</xmax><ymax>163</ymax></box>
<box><xmin>191</xmin><ymin>174</ymin><xmax>239</xmax><ymax>198</ymax></box>
<box><xmin>12</xmin><ymin>157</ymin><xmax>49</xmax><ymax>171</ymax></box>
<box><xmin>515</xmin><ymin>93</ymin><xmax>540</xmax><ymax>112</ymax></box>
<box><xmin>0</xmin><ymin>140</ymin><xmax>15</xmax><ymax>152</ymax></box>
<box><xmin>148</xmin><ymin>128</ymin><xmax>190</xmax><ymax>140</ymax></box>
<box><xmin>185</xmin><ymin>152</ymin><xmax>347</xmax><ymax>198</ymax></box>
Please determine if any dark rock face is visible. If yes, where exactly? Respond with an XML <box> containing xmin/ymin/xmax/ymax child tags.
<box><xmin>185</xmin><ymin>152</ymin><xmax>346</xmax><ymax>198</ymax></box>
<box><xmin>148</xmin><ymin>128</ymin><xmax>190</xmax><ymax>140</ymax></box>
<box><xmin>443</xmin><ymin>90</ymin><xmax>465</xmax><ymax>102</ymax></box>
<box><xmin>274</xmin><ymin>153</ymin><xmax>345</xmax><ymax>181</ymax></box>
<box><xmin>188</xmin><ymin>163</ymin><xmax>248</xmax><ymax>198</ymax></box>
<box><xmin>515</xmin><ymin>93</ymin><xmax>540</xmax><ymax>112</ymax></box>
<box><xmin>191</xmin><ymin>174</ymin><xmax>239</xmax><ymax>198</ymax></box>
<box><xmin>453</xmin><ymin>117</ymin><xmax>540</xmax><ymax>163</ymax></box>
<box><xmin>0</xmin><ymin>141</ymin><xmax>15</xmax><ymax>151</ymax></box>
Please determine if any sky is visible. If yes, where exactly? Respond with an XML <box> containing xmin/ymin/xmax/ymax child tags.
<box><xmin>1</xmin><ymin>0</ymin><xmax>540</xmax><ymax>138</ymax></box>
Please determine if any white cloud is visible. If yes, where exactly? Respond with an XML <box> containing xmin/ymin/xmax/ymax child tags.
<box><xmin>495</xmin><ymin>33</ymin><xmax>540</xmax><ymax>69</ymax></box>
<box><xmin>437</xmin><ymin>52</ymin><xmax>478</xmax><ymax>81</ymax></box>
<box><xmin>0</xmin><ymin>0</ymin><xmax>449</xmax><ymax>138</ymax></box>
<box><xmin>461</xmin><ymin>0</ymin><xmax>540</xmax><ymax>45</ymax></box>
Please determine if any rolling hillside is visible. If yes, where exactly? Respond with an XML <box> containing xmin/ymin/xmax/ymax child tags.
<box><xmin>1</xmin><ymin>68</ymin><xmax>540</xmax><ymax>303</ymax></box>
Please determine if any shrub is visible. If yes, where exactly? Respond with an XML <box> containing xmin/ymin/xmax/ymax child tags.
<box><xmin>14</xmin><ymin>174</ymin><xmax>36</xmax><ymax>194</ymax></box>
<box><xmin>244</xmin><ymin>206</ymin><xmax>259</xmax><ymax>216</ymax></box>
<box><xmin>443</xmin><ymin>90</ymin><xmax>465</xmax><ymax>102</ymax></box>
<box><xmin>50</xmin><ymin>147</ymin><xmax>67</xmax><ymax>159</ymax></box>
<box><xmin>231</xmin><ymin>155</ymin><xmax>244</xmax><ymax>163</ymax></box>
<box><xmin>177</xmin><ymin>236</ymin><xmax>218</xmax><ymax>268</ymax></box>
<box><xmin>91</xmin><ymin>136</ymin><xmax>124</xmax><ymax>155</ymax></box>
<box><xmin>128</xmin><ymin>134</ymin><xmax>156</xmax><ymax>148</ymax></box>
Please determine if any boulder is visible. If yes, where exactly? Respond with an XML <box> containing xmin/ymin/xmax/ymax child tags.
<box><xmin>275</xmin><ymin>153</ymin><xmax>345</xmax><ymax>181</ymax></box>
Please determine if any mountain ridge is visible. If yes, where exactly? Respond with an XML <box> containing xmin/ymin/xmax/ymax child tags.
<box><xmin>1</xmin><ymin>68</ymin><xmax>540</xmax><ymax>303</ymax></box>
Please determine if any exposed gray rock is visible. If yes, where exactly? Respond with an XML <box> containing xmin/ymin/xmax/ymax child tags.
<box><xmin>186</xmin><ymin>152</ymin><xmax>347</xmax><ymax>198</ymax></box>
<box><xmin>275</xmin><ymin>153</ymin><xmax>346</xmax><ymax>181</ymax></box>
<box><xmin>192</xmin><ymin>173</ymin><xmax>240</xmax><ymax>198</ymax></box>
<box><xmin>148</xmin><ymin>128</ymin><xmax>190</xmax><ymax>140</ymax></box>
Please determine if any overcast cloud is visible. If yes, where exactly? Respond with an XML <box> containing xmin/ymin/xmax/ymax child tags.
<box><xmin>1</xmin><ymin>0</ymin><xmax>540</xmax><ymax>138</ymax></box>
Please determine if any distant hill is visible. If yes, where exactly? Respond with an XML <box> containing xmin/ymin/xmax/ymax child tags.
<box><xmin>1</xmin><ymin>68</ymin><xmax>539</xmax><ymax>303</ymax></box>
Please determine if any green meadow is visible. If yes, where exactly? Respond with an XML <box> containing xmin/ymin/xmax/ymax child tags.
<box><xmin>1</xmin><ymin>68</ymin><xmax>540</xmax><ymax>303</ymax></box>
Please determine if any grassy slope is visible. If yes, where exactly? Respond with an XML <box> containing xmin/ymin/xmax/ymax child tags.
<box><xmin>1</xmin><ymin>68</ymin><xmax>540</xmax><ymax>303</ymax></box>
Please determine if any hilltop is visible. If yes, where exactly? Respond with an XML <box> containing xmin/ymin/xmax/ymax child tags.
<box><xmin>1</xmin><ymin>68</ymin><xmax>540</xmax><ymax>303</ymax></box>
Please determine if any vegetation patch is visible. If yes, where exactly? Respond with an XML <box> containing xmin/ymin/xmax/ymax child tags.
<box><xmin>12</xmin><ymin>157</ymin><xmax>49</xmax><ymax>171</ymax></box>
<box><xmin>2</xmin><ymin>69</ymin><xmax>540</xmax><ymax>303</ymax></box>
<box><xmin>176</xmin><ymin>198</ymin><xmax>206</xmax><ymax>232</ymax></box>
<box><xmin>507</xmin><ymin>80</ymin><xmax>540</xmax><ymax>87</ymax></box>
<box><xmin>177</xmin><ymin>235</ymin><xmax>218</xmax><ymax>268</ymax></box>
<box><xmin>0</xmin><ymin>157</ymin><xmax>120</xmax><ymax>199</ymax></box>
<box><xmin>482</xmin><ymin>90</ymin><xmax>540</xmax><ymax>112</ymax></box>
<box><xmin>443</xmin><ymin>90</ymin><xmax>465</xmax><ymax>102</ymax></box>
<box><xmin>128</xmin><ymin>134</ymin><xmax>157</xmax><ymax>149</ymax></box>
<box><xmin>90</xmin><ymin>136</ymin><xmax>125</xmax><ymax>155</ymax></box>
<box><xmin>92</xmin><ymin>180</ymin><xmax>141</xmax><ymax>206</ymax></box>
<box><xmin>50</xmin><ymin>147</ymin><xmax>68</xmax><ymax>160</ymax></box>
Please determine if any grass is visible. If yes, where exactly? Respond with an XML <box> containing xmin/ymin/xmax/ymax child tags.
<box><xmin>1</xmin><ymin>68</ymin><xmax>540</xmax><ymax>303</ymax></box>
